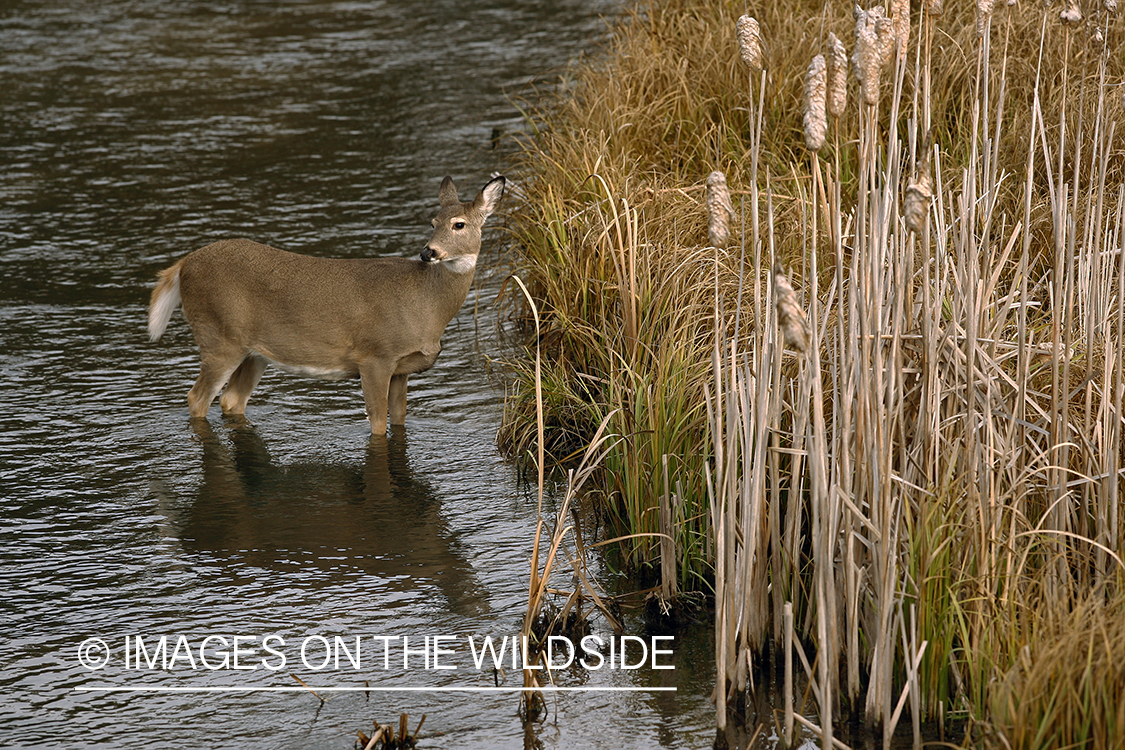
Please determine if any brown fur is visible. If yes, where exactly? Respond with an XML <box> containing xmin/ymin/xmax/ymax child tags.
<box><xmin>147</xmin><ymin>175</ymin><xmax>504</xmax><ymax>435</ymax></box>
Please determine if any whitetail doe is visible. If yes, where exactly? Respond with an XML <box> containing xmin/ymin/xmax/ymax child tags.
<box><xmin>148</xmin><ymin>175</ymin><xmax>505</xmax><ymax>435</ymax></box>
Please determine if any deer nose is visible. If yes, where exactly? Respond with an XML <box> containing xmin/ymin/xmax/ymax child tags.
<box><xmin>421</xmin><ymin>246</ymin><xmax>437</xmax><ymax>262</ymax></box>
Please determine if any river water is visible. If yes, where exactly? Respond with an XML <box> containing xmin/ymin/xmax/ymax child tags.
<box><xmin>0</xmin><ymin>1</ymin><xmax>719</xmax><ymax>748</ymax></box>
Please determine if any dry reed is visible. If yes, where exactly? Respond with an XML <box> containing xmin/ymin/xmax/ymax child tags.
<box><xmin>501</xmin><ymin>0</ymin><xmax>1125</xmax><ymax>746</ymax></box>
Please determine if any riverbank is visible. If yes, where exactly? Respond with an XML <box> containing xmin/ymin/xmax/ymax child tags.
<box><xmin>502</xmin><ymin>0</ymin><xmax>1125</xmax><ymax>745</ymax></box>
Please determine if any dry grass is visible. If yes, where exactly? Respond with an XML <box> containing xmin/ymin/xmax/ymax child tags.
<box><xmin>501</xmin><ymin>0</ymin><xmax>1125</xmax><ymax>745</ymax></box>
<box><xmin>989</xmin><ymin>581</ymin><xmax>1125</xmax><ymax>750</ymax></box>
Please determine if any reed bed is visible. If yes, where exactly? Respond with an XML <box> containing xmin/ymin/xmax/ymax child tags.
<box><xmin>501</xmin><ymin>0</ymin><xmax>1125</xmax><ymax>745</ymax></box>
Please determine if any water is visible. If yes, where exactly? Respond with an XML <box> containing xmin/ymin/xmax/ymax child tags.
<box><xmin>0</xmin><ymin>1</ymin><xmax>719</xmax><ymax>747</ymax></box>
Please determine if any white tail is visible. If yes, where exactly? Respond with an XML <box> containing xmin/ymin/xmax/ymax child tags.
<box><xmin>148</xmin><ymin>174</ymin><xmax>505</xmax><ymax>435</ymax></box>
<box><xmin>148</xmin><ymin>265</ymin><xmax>181</xmax><ymax>342</ymax></box>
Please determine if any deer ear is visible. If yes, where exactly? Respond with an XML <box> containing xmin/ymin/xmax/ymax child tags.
<box><xmin>438</xmin><ymin>176</ymin><xmax>460</xmax><ymax>206</ymax></box>
<box><xmin>473</xmin><ymin>175</ymin><xmax>506</xmax><ymax>218</ymax></box>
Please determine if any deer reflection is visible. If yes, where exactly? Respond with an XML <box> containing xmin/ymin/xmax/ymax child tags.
<box><xmin>173</xmin><ymin>419</ymin><xmax>486</xmax><ymax>615</ymax></box>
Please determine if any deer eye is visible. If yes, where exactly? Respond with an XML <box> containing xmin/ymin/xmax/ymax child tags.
<box><xmin>453</xmin><ymin>221</ymin><xmax>466</xmax><ymax>230</ymax></box>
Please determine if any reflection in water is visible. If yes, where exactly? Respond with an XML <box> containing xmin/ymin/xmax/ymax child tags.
<box><xmin>172</xmin><ymin>419</ymin><xmax>486</xmax><ymax>615</ymax></box>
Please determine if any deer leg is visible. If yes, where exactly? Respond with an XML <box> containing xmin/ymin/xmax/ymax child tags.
<box><xmin>220</xmin><ymin>355</ymin><xmax>268</xmax><ymax>415</ymax></box>
<box><xmin>388</xmin><ymin>374</ymin><xmax>409</xmax><ymax>426</ymax></box>
<box><xmin>359</xmin><ymin>360</ymin><xmax>394</xmax><ymax>435</ymax></box>
<box><xmin>187</xmin><ymin>352</ymin><xmax>242</xmax><ymax>419</ymax></box>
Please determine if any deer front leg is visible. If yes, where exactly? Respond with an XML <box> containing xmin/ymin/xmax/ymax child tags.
<box><xmin>359</xmin><ymin>360</ymin><xmax>394</xmax><ymax>435</ymax></box>
<box><xmin>388</xmin><ymin>373</ymin><xmax>409</xmax><ymax>426</ymax></box>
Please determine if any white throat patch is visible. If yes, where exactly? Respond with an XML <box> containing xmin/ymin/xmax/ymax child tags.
<box><xmin>443</xmin><ymin>255</ymin><xmax>478</xmax><ymax>274</ymax></box>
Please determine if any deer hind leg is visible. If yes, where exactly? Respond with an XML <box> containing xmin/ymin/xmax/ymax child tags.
<box><xmin>359</xmin><ymin>360</ymin><xmax>394</xmax><ymax>436</ymax></box>
<box><xmin>186</xmin><ymin>346</ymin><xmax>244</xmax><ymax>419</ymax></box>
<box><xmin>388</xmin><ymin>373</ymin><xmax>409</xmax><ymax>426</ymax></box>
<box><xmin>220</xmin><ymin>355</ymin><xmax>269</xmax><ymax>415</ymax></box>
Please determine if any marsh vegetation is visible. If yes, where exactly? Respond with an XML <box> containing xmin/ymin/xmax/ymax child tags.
<box><xmin>502</xmin><ymin>0</ymin><xmax>1125</xmax><ymax>746</ymax></box>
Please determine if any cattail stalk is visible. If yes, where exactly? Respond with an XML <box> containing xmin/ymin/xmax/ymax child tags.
<box><xmin>803</xmin><ymin>55</ymin><xmax>828</xmax><ymax>151</ymax></box>
<box><xmin>706</xmin><ymin>171</ymin><xmax>734</xmax><ymax>248</ymax></box>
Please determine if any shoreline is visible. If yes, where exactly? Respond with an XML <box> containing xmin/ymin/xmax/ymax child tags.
<box><xmin>503</xmin><ymin>0</ymin><xmax>1125</xmax><ymax>745</ymax></box>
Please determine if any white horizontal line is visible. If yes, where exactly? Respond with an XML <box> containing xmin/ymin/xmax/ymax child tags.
<box><xmin>74</xmin><ymin>686</ymin><xmax>677</xmax><ymax>693</ymax></box>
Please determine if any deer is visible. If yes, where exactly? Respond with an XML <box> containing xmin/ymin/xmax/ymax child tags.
<box><xmin>147</xmin><ymin>174</ymin><xmax>505</xmax><ymax>435</ymax></box>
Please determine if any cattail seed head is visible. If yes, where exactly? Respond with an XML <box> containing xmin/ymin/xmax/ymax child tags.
<box><xmin>891</xmin><ymin>0</ymin><xmax>910</xmax><ymax>62</ymax></box>
<box><xmin>1060</xmin><ymin>0</ymin><xmax>1082</xmax><ymax>25</ymax></box>
<box><xmin>826</xmin><ymin>33</ymin><xmax>848</xmax><ymax>118</ymax></box>
<box><xmin>803</xmin><ymin>55</ymin><xmax>828</xmax><ymax>151</ymax></box>
<box><xmin>904</xmin><ymin>130</ymin><xmax>935</xmax><ymax>235</ymax></box>
<box><xmin>977</xmin><ymin>0</ymin><xmax>995</xmax><ymax>36</ymax></box>
<box><xmin>736</xmin><ymin>15</ymin><xmax>763</xmax><ymax>72</ymax></box>
<box><xmin>1106</xmin><ymin>0</ymin><xmax>1119</xmax><ymax>15</ymax></box>
<box><xmin>853</xmin><ymin>5</ymin><xmax>893</xmax><ymax>107</ymax></box>
<box><xmin>903</xmin><ymin>175</ymin><xmax>933</xmax><ymax>236</ymax></box>
<box><xmin>773</xmin><ymin>265</ymin><xmax>811</xmax><ymax>353</ymax></box>
<box><xmin>924</xmin><ymin>0</ymin><xmax>944</xmax><ymax>17</ymax></box>
<box><xmin>706</xmin><ymin>171</ymin><xmax>735</xmax><ymax>248</ymax></box>
<box><xmin>876</xmin><ymin>9</ymin><xmax>895</xmax><ymax>69</ymax></box>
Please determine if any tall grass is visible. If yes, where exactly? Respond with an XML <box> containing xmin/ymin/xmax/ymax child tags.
<box><xmin>502</xmin><ymin>0</ymin><xmax>1124</xmax><ymax>744</ymax></box>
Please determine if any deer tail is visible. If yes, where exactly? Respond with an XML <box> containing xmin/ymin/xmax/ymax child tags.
<box><xmin>148</xmin><ymin>260</ymin><xmax>184</xmax><ymax>342</ymax></box>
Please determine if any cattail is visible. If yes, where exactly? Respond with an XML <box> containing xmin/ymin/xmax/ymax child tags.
<box><xmin>891</xmin><ymin>0</ymin><xmax>910</xmax><ymax>62</ymax></box>
<box><xmin>903</xmin><ymin>130</ymin><xmax>934</xmax><ymax>235</ymax></box>
<box><xmin>977</xmin><ymin>0</ymin><xmax>995</xmax><ymax>36</ymax></box>
<box><xmin>736</xmin><ymin>15</ymin><xmax>763</xmax><ymax>72</ymax></box>
<box><xmin>706</xmin><ymin>171</ymin><xmax>735</xmax><ymax>248</ymax></box>
<box><xmin>773</xmin><ymin>266</ymin><xmax>810</xmax><ymax>353</ymax></box>
<box><xmin>853</xmin><ymin>5</ymin><xmax>894</xmax><ymax>106</ymax></box>
<box><xmin>924</xmin><ymin>0</ymin><xmax>944</xmax><ymax>17</ymax></box>
<box><xmin>1106</xmin><ymin>0</ymin><xmax>1119</xmax><ymax>15</ymax></box>
<box><xmin>826</xmin><ymin>33</ymin><xmax>848</xmax><ymax>118</ymax></box>
<box><xmin>904</xmin><ymin>178</ymin><xmax>932</xmax><ymax>236</ymax></box>
<box><xmin>1060</xmin><ymin>0</ymin><xmax>1082</xmax><ymax>25</ymax></box>
<box><xmin>876</xmin><ymin>8</ymin><xmax>896</xmax><ymax>69</ymax></box>
<box><xmin>803</xmin><ymin>55</ymin><xmax>828</xmax><ymax>151</ymax></box>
